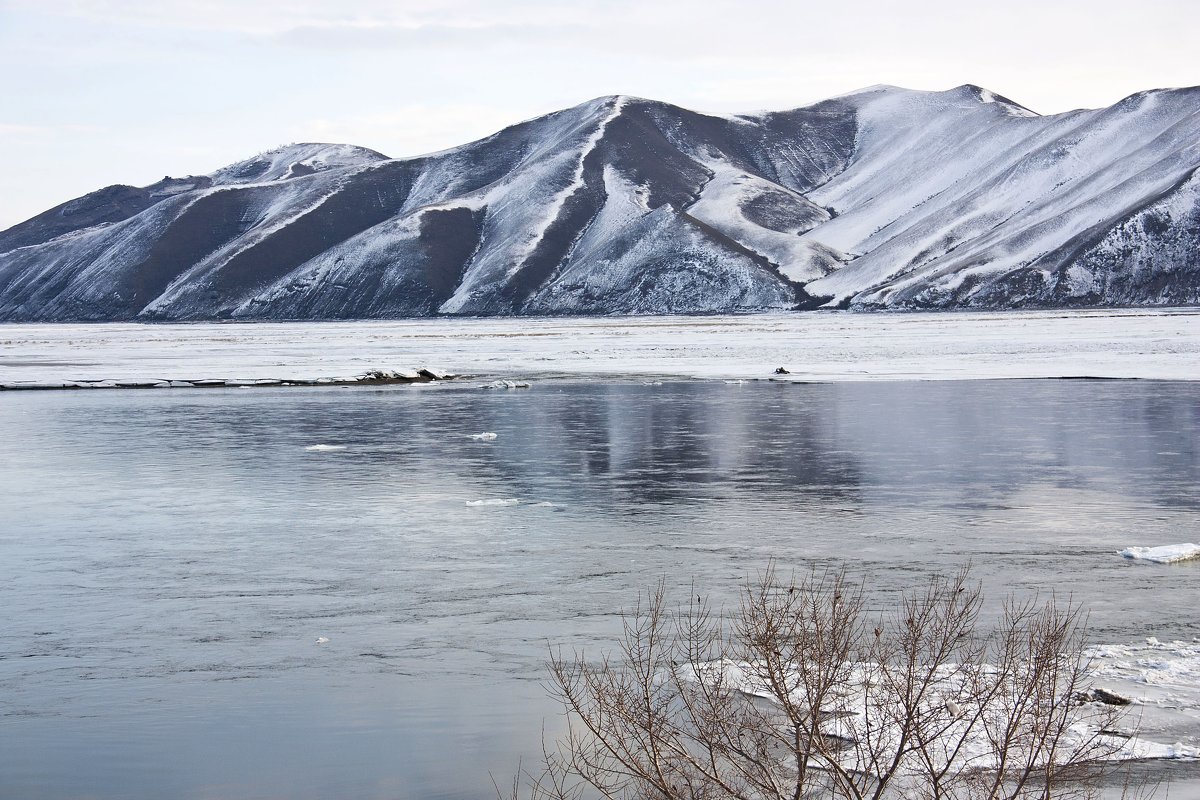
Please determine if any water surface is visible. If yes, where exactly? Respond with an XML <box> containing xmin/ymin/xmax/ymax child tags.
<box><xmin>1</xmin><ymin>379</ymin><xmax>1198</xmax><ymax>798</ymax></box>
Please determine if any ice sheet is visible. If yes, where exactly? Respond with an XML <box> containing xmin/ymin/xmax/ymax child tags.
<box><xmin>1120</xmin><ymin>544</ymin><xmax>1200</xmax><ymax>564</ymax></box>
<box><xmin>1</xmin><ymin>308</ymin><xmax>1198</xmax><ymax>389</ymax></box>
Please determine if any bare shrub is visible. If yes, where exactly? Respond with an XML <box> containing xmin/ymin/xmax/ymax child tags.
<box><xmin>510</xmin><ymin>566</ymin><xmax>1150</xmax><ymax>800</ymax></box>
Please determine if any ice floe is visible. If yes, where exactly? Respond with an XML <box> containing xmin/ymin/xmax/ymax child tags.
<box><xmin>1089</xmin><ymin>639</ymin><xmax>1200</xmax><ymax>693</ymax></box>
<box><xmin>469</xmin><ymin>432</ymin><xmax>498</xmax><ymax>441</ymax></box>
<box><xmin>465</xmin><ymin>498</ymin><xmax>520</xmax><ymax>507</ymax></box>
<box><xmin>1085</xmin><ymin>638</ymin><xmax>1200</xmax><ymax>761</ymax></box>
<box><xmin>304</xmin><ymin>444</ymin><xmax>347</xmax><ymax>452</ymax></box>
<box><xmin>1120</xmin><ymin>543</ymin><xmax>1200</xmax><ymax>564</ymax></box>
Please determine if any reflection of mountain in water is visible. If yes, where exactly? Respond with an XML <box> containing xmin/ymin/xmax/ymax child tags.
<box><xmin>827</xmin><ymin>380</ymin><xmax>1200</xmax><ymax>513</ymax></box>
<box><xmin>454</xmin><ymin>383</ymin><xmax>866</xmax><ymax>509</ymax></box>
<box><xmin>246</xmin><ymin>382</ymin><xmax>863</xmax><ymax>510</ymax></box>
<box><xmin>24</xmin><ymin>379</ymin><xmax>1197</xmax><ymax>519</ymax></box>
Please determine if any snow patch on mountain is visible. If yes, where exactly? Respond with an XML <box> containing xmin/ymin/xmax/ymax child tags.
<box><xmin>141</xmin><ymin>173</ymin><xmax>363</xmax><ymax>316</ymax></box>
<box><xmin>687</xmin><ymin>157</ymin><xmax>840</xmax><ymax>283</ymax></box>
<box><xmin>528</xmin><ymin>165</ymin><xmax>793</xmax><ymax>315</ymax></box>
<box><xmin>1061</xmin><ymin>168</ymin><xmax>1200</xmax><ymax>306</ymax></box>
<box><xmin>562</xmin><ymin>164</ymin><xmax>651</xmax><ymax>257</ymax></box>
<box><xmin>802</xmin><ymin>86</ymin><xmax>1049</xmax><ymax>256</ymax></box>
<box><xmin>513</xmin><ymin>96</ymin><xmax>628</xmax><ymax>278</ymax></box>
<box><xmin>209</xmin><ymin>143</ymin><xmax>387</xmax><ymax>185</ymax></box>
<box><xmin>437</xmin><ymin>97</ymin><xmax>628</xmax><ymax>314</ymax></box>
<box><xmin>805</xmin><ymin>87</ymin><xmax>1200</xmax><ymax>308</ymax></box>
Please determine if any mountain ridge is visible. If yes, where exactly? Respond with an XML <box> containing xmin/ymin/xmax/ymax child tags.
<box><xmin>1</xmin><ymin>84</ymin><xmax>1197</xmax><ymax>320</ymax></box>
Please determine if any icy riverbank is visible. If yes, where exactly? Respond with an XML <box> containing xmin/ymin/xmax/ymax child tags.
<box><xmin>702</xmin><ymin>641</ymin><xmax>1200</xmax><ymax>771</ymax></box>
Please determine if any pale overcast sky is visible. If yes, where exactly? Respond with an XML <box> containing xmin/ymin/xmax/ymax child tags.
<box><xmin>1</xmin><ymin>0</ymin><xmax>1197</xmax><ymax>228</ymax></box>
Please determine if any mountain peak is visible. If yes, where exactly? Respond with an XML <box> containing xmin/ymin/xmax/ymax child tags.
<box><xmin>209</xmin><ymin>143</ymin><xmax>389</xmax><ymax>185</ymax></box>
<box><xmin>588</xmin><ymin>94</ymin><xmax>656</xmax><ymax>105</ymax></box>
<box><xmin>568</xmin><ymin>94</ymin><xmax>672</xmax><ymax>118</ymax></box>
<box><xmin>830</xmin><ymin>84</ymin><xmax>910</xmax><ymax>99</ymax></box>
<box><xmin>948</xmin><ymin>84</ymin><xmax>1039</xmax><ymax>116</ymax></box>
<box><xmin>825</xmin><ymin>83</ymin><xmax>1039</xmax><ymax>119</ymax></box>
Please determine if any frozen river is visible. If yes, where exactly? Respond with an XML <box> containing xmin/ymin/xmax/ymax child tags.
<box><xmin>1</xmin><ymin>314</ymin><xmax>1199</xmax><ymax>798</ymax></box>
<box><xmin>1</xmin><ymin>307</ymin><xmax>1199</xmax><ymax>387</ymax></box>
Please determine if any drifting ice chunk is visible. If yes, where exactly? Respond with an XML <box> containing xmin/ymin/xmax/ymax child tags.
<box><xmin>470</xmin><ymin>432</ymin><xmax>498</xmax><ymax>441</ymax></box>
<box><xmin>1119</xmin><ymin>543</ymin><xmax>1200</xmax><ymax>564</ymax></box>
<box><xmin>465</xmin><ymin>498</ymin><xmax>519</xmax><ymax>506</ymax></box>
<box><xmin>487</xmin><ymin>380</ymin><xmax>530</xmax><ymax>389</ymax></box>
<box><xmin>304</xmin><ymin>444</ymin><xmax>347</xmax><ymax>452</ymax></box>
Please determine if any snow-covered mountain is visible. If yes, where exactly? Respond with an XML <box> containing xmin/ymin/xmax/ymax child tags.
<box><xmin>1</xmin><ymin>85</ymin><xmax>1197</xmax><ymax>320</ymax></box>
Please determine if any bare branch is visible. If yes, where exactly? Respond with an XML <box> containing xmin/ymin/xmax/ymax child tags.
<box><xmin>510</xmin><ymin>567</ymin><xmax>1155</xmax><ymax>800</ymax></box>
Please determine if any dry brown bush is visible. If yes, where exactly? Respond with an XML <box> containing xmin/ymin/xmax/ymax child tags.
<box><xmin>507</xmin><ymin>566</ymin><xmax>1154</xmax><ymax>800</ymax></box>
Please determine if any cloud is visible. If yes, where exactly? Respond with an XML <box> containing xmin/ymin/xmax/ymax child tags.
<box><xmin>7</xmin><ymin>0</ymin><xmax>604</xmax><ymax>35</ymax></box>
<box><xmin>0</xmin><ymin>123</ymin><xmax>48</xmax><ymax>136</ymax></box>
<box><xmin>0</xmin><ymin>121</ymin><xmax>103</xmax><ymax>137</ymax></box>
<box><xmin>273</xmin><ymin>21</ymin><xmax>592</xmax><ymax>51</ymax></box>
<box><xmin>4</xmin><ymin>0</ymin><xmax>1199</xmax><ymax>231</ymax></box>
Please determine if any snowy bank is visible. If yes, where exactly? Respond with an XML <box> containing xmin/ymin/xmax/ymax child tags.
<box><xmin>687</xmin><ymin>644</ymin><xmax>1200</xmax><ymax>778</ymax></box>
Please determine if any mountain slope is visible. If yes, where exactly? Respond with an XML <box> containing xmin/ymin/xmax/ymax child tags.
<box><xmin>803</xmin><ymin>85</ymin><xmax>1200</xmax><ymax>308</ymax></box>
<box><xmin>1</xmin><ymin>86</ymin><xmax>1197</xmax><ymax>320</ymax></box>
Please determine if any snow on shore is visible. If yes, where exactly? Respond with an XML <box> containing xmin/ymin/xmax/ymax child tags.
<box><xmin>689</xmin><ymin>639</ymin><xmax>1200</xmax><ymax>776</ymax></box>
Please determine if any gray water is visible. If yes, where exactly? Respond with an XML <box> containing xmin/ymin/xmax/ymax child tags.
<box><xmin>1</xmin><ymin>379</ymin><xmax>1198</xmax><ymax>799</ymax></box>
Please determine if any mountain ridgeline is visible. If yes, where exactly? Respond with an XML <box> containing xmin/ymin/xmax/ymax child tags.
<box><xmin>2</xmin><ymin>84</ymin><xmax>1198</xmax><ymax>321</ymax></box>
